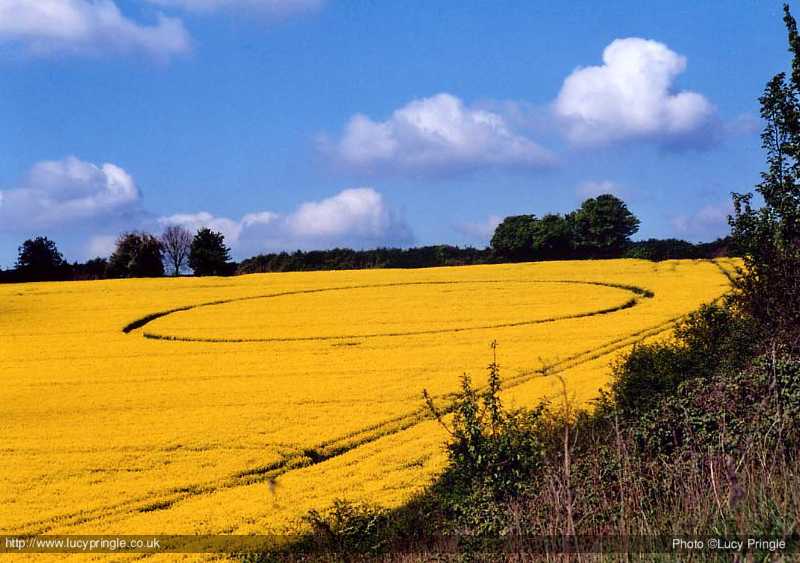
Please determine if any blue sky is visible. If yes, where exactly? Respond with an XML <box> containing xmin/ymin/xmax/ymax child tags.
<box><xmin>0</xmin><ymin>0</ymin><xmax>790</xmax><ymax>267</ymax></box>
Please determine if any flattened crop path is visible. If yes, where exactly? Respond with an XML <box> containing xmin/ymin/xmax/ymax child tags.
<box><xmin>123</xmin><ymin>279</ymin><xmax>653</xmax><ymax>343</ymax></box>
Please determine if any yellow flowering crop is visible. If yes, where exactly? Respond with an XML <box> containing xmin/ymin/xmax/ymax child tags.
<box><xmin>0</xmin><ymin>258</ymin><xmax>738</xmax><ymax>542</ymax></box>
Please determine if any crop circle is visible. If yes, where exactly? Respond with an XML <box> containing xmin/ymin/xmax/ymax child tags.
<box><xmin>124</xmin><ymin>279</ymin><xmax>651</xmax><ymax>343</ymax></box>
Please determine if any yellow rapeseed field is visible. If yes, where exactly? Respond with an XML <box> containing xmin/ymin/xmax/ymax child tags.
<box><xmin>1</xmin><ymin>258</ymin><xmax>738</xmax><ymax>543</ymax></box>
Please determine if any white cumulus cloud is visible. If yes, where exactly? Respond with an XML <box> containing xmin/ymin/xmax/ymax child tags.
<box><xmin>0</xmin><ymin>156</ymin><xmax>142</xmax><ymax>230</ymax></box>
<box><xmin>286</xmin><ymin>188</ymin><xmax>397</xmax><ymax>239</ymax></box>
<box><xmin>0</xmin><ymin>158</ymin><xmax>409</xmax><ymax>261</ymax></box>
<box><xmin>158</xmin><ymin>188</ymin><xmax>412</xmax><ymax>256</ymax></box>
<box><xmin>322</xmin><ymin>93</ymin><xmax>556</xmax><ymax>177</ymax></box>
<box><xmin>0</xmin><ymin>0</ymin><xmax>190</xmax><ymax>59</ymax></box>
<box><xmin>554</xmin><ymin>38</ymin><xmax>716</xmax><ymax>147</ymax></box>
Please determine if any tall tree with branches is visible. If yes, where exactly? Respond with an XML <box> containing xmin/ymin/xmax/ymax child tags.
<box><xmin>730</xmin><ymin>4</ymin><xmax>800</xmax><ymax>337</ymax></box>
<box><xmin>161</xmin><ymin>225</ymin><xmax>192</xmax><ymax>276</ymax></box>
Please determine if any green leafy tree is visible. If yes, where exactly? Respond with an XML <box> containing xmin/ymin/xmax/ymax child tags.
<box><xmin>490</xmin><ymin>215</ymin><xmax>537</xmax><ymax>260</ymax></box>
<box><xmin>189</xmin><ymin>228</ymin><xmax>231</xmax><ymax>276</ymax></box>
<box><xmin>74</xmin><ymin>258</ymin><xmax>108</xmax><ymax>280</ymax></box>
<box><xmin>107</xmin><ymin>232</ymin><xmax>165</xmax><ymax>278</ymax></box>
<box><xmin>730</xmin><ymin>4</ymin><xmax>800</xmax><ymax>334</ymax></box>
<box><xmin>530</xmin><ymin>213</ymin><xmax>574</xmax><ymax>259</ymax></box>
<box><xmin>15</xmin><ymin>236</ymin><xmax>66</xmax><ymax>280</ymax></box>
<box><xmin>570</xmin><ymin>194</ymin><xmax>640</xmax><ymax>257</ymax></box>
<box><xmin>491</xmin><ymin>197</ymin><xmax>639</xmax><ymax>261</ymax></box>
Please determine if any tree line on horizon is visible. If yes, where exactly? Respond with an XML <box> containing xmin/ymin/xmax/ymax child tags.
<box><xmin>1</xmin><ymin>226</ymin><xmax>233</xmax><ymax>283</ymax></box>
<box><xmin>0</xmin><ymin>194</ymin><xmax>735</xmax><ymax>283</ymax></box>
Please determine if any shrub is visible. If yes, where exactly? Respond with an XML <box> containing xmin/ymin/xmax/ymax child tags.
<box><xmin>608</xmin><ymin>303</ymin><xmax>757</xmax><ymax>418</ymax></box>
<box><xmin>301</xmin><ymin>500</ymin><xmax>391</xmax><ymax>557</ymax></box>
<box><xmin>631</xmin><ymin>350</ymin><xmax>800</xmax><ymax>458</ymax></box>
<box><xmin>424</xmin><ymin>344</ymin><xmax>546</xmax><ymax>538</ymax></box>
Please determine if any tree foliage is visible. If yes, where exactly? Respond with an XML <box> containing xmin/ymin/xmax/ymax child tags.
<box><xmin>569</xmin><ymin>194</ymin><xmax>640</xmax><ymax>257</ymax></box>
<box><xmin>15</xmin><ymin>236</ymin><xmax>66</xmax><ymax>281</ymax></box>
<box><xmin>72</xmin><ymin>258</ymin><xmax>108</xmax><ymax>280</ymax></box>
<box><xmin>730</xmin><ymin>3</ymin><xmax>800</xmax><ymax>335</ymax></box>
<box><xmin>189</xmin><ymin>228</ymin><xmax>232</xmax><ymax>276</ymax></box>
<box><xmin>107</xmin><ymin>232</ymin><xmax>165</xmax><ymax>278</ymax></box>
<box><xmin>530</xmin><ymin>213</ymin><xmax>574</xmax><ymax>259</ymax></box>
<box><xmin>490</xmin><ymin>195</ymin><xmax>640</xmax><ymax>260</ymax></box>
<box><xmin>489</xmin><ymin>215</ymin><xmax>538</xmax><ymax>259</ymax></box>
<box><xmin>237</xmin><ymin>245</ymin><xmax>490</xmax><ymax>274</ymax></box>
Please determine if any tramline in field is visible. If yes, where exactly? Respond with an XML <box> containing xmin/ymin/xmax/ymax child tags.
<box><xmin>0</xmin><ymin>258</ymin><xmax>737</xmax><ymax>536</ymax></box>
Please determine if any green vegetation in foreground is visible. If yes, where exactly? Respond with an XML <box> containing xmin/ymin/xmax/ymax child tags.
<box><xmin>242</xmin><ymin>4</ymin><xmax>800</xmax><ymax>562</ymax></box>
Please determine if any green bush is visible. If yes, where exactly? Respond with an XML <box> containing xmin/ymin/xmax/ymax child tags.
<box><xmin>424</xmin><ymin>346</ymin><xmax>547</xmax><ymax>540</ymax></box>
<box><xmin>301</xmin><ymin>500</ymin><xmax>391</xmax><ymax>557</ymax></box>
<box><xmin>632</xmin><ymin>351</ymin><xmax>800</xmax><ymax>456</ymax></box>
<box><xmin>608</xmin><ymin>303</ymin><xmax>757</xmax><ymax>419</ymax></box>
<box><xmin>623</xmin><ymin>238</ymin><xmax>700</xmax><ymax>261</ymax></box>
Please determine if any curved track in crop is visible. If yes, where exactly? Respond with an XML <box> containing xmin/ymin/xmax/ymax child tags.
<box><xmin>9</xmin><ymin>278</ymin><xmax>660</xmax><ymax>536</ymax></box>
<box><xmin>122</xmin><ymin>278</ymin><xmax>653</xmax><ymax>343</ymax></box>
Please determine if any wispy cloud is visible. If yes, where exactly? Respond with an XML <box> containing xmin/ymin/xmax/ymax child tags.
<box><xmin>453</xmin><ymin>215</ymin><xmax>502</xmax><ymax>245</ymax></box>
<box><xmin>145</xmin><ymin>0</ymin><xmax>324</xmax><ymax>18</ymax></box>
<box><xmin>0</xmin><ymin>0</ymin><xmax>191</xmax><ymax>59</ymax></box>
<box><xmin>671</xmin><ymin>201</ymin><xmax>732</xmax><ymax>240</ymax></box>
<box><xmin>576</xmin><ymin>180</ymin><xmax>626</xmax><ymax>199</ymax></box>
<box><xmin>86</xmin><ymin>234</ymin><xmax>119</xmax><ymax>258</ymax></box>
